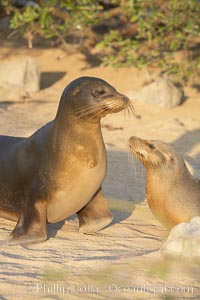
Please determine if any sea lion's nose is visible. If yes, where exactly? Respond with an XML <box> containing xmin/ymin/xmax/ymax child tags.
<box><xmin>117</xmin><ymin>94</ymin><xmax>132</xmax><ymax>109</ymax></box>
<box><xmin>129</xmin><ymin>136</ymin><xmax>142</xmax><ymax>146</ymax></box>
<box><xmin>120</xmin><ymin>94</ymin><xmax>130</xmax><ymax>104</ymax></box>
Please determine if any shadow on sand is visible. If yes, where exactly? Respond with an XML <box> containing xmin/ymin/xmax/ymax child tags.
<box><xmin>40</xmin><ymin>72</ymin><xmax>66</xmax><ymax>90</ymax></box>
<box><xmin>171</xmin><ymin>128</ymin><xmax>200</xmax><ymax>177</ymax></box>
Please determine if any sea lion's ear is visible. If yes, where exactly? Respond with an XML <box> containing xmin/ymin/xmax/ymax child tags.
<box><xmin>148</xmin><ymin>143</ymin><xmax>155</xmax><ymax>150</ymax></box>
<box><xmin>169</xmin><ymin>155</ymin><xmax>175</xmax><ymax>163</ymax></box>
<box><xmin>71</xmin><ymin>87</ymin><xmax>81</xmax><ymax>96</ymax></box>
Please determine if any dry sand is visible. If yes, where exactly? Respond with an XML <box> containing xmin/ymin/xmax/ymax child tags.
<box><xmin>0</xmin><ymin>43</ymin><xmax>200</xmax><ymax>300</ymax></box>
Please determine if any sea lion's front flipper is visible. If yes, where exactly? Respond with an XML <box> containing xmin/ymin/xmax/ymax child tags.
<box><xmin>77</xmin><ymin>187</ymin><xmax>113</xmax><ymax>234</ymax></box>
<box><xmin>6</xmin><ymin>200</ymin><xmax>47</xmax><ymax>246</ymax></box>
<box><xmin>0</xmin><ymin>235</ymin><xmax>46</xmax><ymax>246</ymax></box>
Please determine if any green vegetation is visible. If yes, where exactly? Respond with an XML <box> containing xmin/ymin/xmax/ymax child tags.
<box><xmin>97</xmin><ymin>0</ymin><xmax>200</xmax><ymax>81</ymax></box>
<box><xmin>1</xmin><ymin>0</ymin><xmax>101</xmax><ymax>47</ymax></box>
<box><xmin>1</xmin><ymin>0</ymin><xmax>200</xmax><ymax>81</ymax></box>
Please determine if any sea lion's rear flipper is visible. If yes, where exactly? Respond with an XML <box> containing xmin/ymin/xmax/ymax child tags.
<box><xmin>5</xmin><ymin>201</ymin><xmax>47</xmax><ymax>246</ymax></box>
<box><xmin>77</xmin><ymin>187</ymin><xmax>113</xmax><ymax>234</ymax></box>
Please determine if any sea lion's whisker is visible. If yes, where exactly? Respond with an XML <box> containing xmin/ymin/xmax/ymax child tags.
<box><xmin>124</xmin><ymin>107</ymin><xmax>128</xmax><ymax>122</ymax></box>
<box><xmin>76</xmin><ymin>112</ymin><xmax>98</xmax><ymax>119</ymax></box>
<box><xmin>125</xmin><ymin>103</ymin><xmax>136</xmax><ymax>119</ymax></box>
<box><xmin>139</xmin><ymin>144</ymin><xmax>147</xmax><ymax>176</ymax></box>
<box><xmin>135</xmin><ymin>155</ymin><xmax>141</xmax><ymax>178</ymax></box>
<box><xmin>105</xmin><ymin>103</ymin><xmax>120</xmax><ymax>111</ymax></box>
<box><xmin>128</xmin><ymin>148</ymin><xmax>134</xmax><ymax>178</ymax></box>
<box><xmin>75</xmin><ymin>103</ymin><xmax>102</xmax><ymax>113</ymax></box>
<box><xmin>125</xmin><ymin>106</ymin><xmax>131</xmax><ymax>121</ymax></box>
<box><xmin>75</xmin><ymin>104</ymin><xmax>102</xmax><ymax>115</ymax></box>
<box><xmin>76</xmin><ymin>107</ymin><xmax>99</xmax><ymax>115</ymax></box>
<box><xmin>124</xmin><ymin>103</ymin><xmax>135</xmax><ymax>119</ymax></box>
<box><xmin>128</xmin><ymin>148</ymin><xmax>133</xmax><ymax>174</ymax></box>
<box><xmin>135</xmin><ymin>154</ymin><xmax>142</xmax><ymax>178</ymax></box>
<box><xmin>131</xmin><ymin>150</ymin><xmax>138</xmax><ymax>178</ymax></box>
<box><xmin>132</xmin><ymin>140</ymin><xmax>146</xmax><ymax>176</ymax></box>
<box><xmin>128</xmin><ymin>143</ymin><xmax>139</xmax><ymax>179</ymax></box>
<box><xmin>137</xmin><ymin>153</ymin><xmax>144</xmax><ymax>174</ymax></box>
<box><xmin>89</xmin><ymin>110</ymin><xmax>103</xmax><ymax>120</ymax></box>
<box><xmin>76</xmin><ymin>101</ymin><xmax>119</xmax><ymax>118</ymax></box>
<box><xmin>128</xmin><ymin>106</ymin><xmax>132</xmax><ymax>118</ymax></box>
<box><xmin>75</xmin><ymin>107</ymin><xmax>101</xmax><ymax>119</ymax></box>
<box><xmin>76</xmin><ymin>107</ymin><xmax>98</xmax><ymax>114</ymax></box>
<box><xmin>110</xmin><ymin>103</ymin><xmax>121</xmax><ymax>113</ymax></box>
<box><xmin>130</xmin><ymin>103</ymin><xmax>135</xmax><ymax>112</ymax></box>
<box><xmin>129</xmin><ymin>103</ymin><xmax>135</xmax><ymax>116</ymax></box>
<box><xmin>126</xmin><ymin>106</ymin><xmax>130</xmax><ymax>119</ymax></box>
<box><xmin>84</xmin><ymin>102</ymin><xmax>120</xmax><ymax>120</ymax></box>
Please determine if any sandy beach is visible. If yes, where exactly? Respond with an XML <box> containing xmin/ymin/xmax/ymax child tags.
<box><xmin>0</xmin><ymin>43</ymin><xmax>200</xmax><ymax>300</ymax></box>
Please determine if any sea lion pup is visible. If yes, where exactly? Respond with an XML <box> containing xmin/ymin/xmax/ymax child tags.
<box><xmin>129</xmin><ymin>136</ymin><xmax>200</xmax><ymax>229</ymax></box>
<box><xmin>0</xmin><ymin>76</ymin><xmax>131</xmax><ymax>245</ymax></box>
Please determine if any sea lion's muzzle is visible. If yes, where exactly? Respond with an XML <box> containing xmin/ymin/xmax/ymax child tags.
<box><xmin>102</xmin><ymin>94</ymin><xmax>131</xmax><ymax>114</ymax></box>
<box><xmin>129</xmin><ymin>136</ymin><xmax>147</xmax><ymax>159</ymax></box>
<box><xmin>129</xmin><ymin>136</ymin><xmax>142</xmax><ymax>148</ymax></box>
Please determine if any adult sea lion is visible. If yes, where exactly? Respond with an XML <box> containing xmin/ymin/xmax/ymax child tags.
<box><xmin>0</xmin><ymin>76</ymin><xmax>131</xmax><ymax>245</ymax></box>
<box><xmin>129</xmin><ymin>136</ymin><xmax>200</xmax><ymax>229</ymax></box>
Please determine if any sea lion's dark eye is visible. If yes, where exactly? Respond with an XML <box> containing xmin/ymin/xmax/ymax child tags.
<box><xmin>149</xmin><ymin>144</ymin><xmax>155</xmax><ymax>150</ymax></box>
<box><xmin>93</xmin><ymin>89</ymin><xmax>106</xmax><ymax>96</ymax></box>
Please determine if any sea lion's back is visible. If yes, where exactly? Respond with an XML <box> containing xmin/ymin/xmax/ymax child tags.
<box><xmin>0</xmin><ymin>135</ymin><xmax>25</xmax><ymax>156</ymax></box>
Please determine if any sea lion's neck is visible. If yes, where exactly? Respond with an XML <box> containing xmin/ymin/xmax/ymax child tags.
<box><xmin>53</xmin><ymin>114</ymin><xmax>101</xmax><ymax>135</ymax></box>
<box><xmin>52</xmin><ymin>115</ymin><xmax>103</xmax><ymax>153</ymax></box>
<box><xmin>146</xmin><ymin>164</ymin><xmax>194</xmax><ymax>199</ymax></box>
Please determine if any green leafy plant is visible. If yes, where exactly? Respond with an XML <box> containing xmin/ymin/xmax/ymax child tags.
<box><xmin>1</xmin><ymin>0</ymin><xmax>200</xmax><ymax>81</ymax></box>
<box><xmin>97</xmin><ymin>0</ymin><xmax>200</xmax><ymax>81</ymax></box>
<box><xmin>2</xmin><ymin>0</ymin><xmax>102</xmax><ymax>47</ymax></box>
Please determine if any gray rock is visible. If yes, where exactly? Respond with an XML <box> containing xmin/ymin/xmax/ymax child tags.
<box><xmin>127</xmin><ymin>77</ymin><xmax>184</xmax><ymax>108</ymax></box>
<box><xmin>160</xmin><ymin>217</ymin><xmax>200</xmax><ymax>259</ymax></box>
<box><xmin>0</xmin><ymin>57</ymin><xmax>40</xmax><ymax>93</ymax></box>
